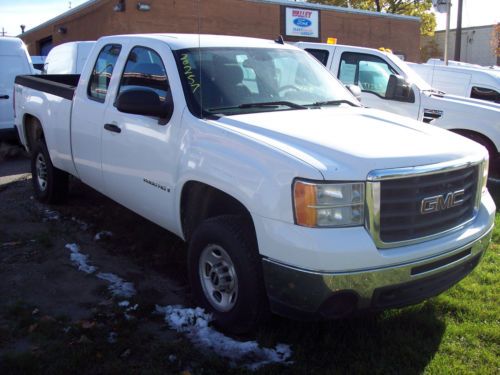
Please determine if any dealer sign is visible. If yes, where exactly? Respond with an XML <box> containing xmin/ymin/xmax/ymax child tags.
<box><xmin>285</xmin><ymin>7</ymin><xmax>319</xmax><ymax>38</ymax></box>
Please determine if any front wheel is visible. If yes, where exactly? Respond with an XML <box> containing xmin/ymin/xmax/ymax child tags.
<box><xmin>31</xmin><ymin>139</ymin><xmax>68</xmax><ymax>203</ymax></box>
<box><xmin>188</xmin><ymin>215</ymin><xmax>268</xmax><ymax>333</ymax></box>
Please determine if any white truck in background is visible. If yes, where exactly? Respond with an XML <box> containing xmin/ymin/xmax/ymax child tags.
<box><xmin>14</xmin><ymin>34</ymin><xmax>495</xmax><ymax>333</ymax></box>
<box><xmin>408</xmin><ymin>60</ymin><xmax>500</xmax><ymax>104</ymax></box>
<box><xmin>296</xmin><ymin>42</ymin><xmax>500</xmax><ymax>175</ymax></box>
<box><xmin>43</xmin><ymin>41</ymin><xmax>96</xmax><ymax>74</ymax></box>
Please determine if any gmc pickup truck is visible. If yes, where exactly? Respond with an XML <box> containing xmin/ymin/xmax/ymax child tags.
<box><xmin>296</xmin><ymin>42</ymin><xmax>500</xmax><ymax>175</ymax></box>
<box><xmin>15</xmin><ymin>34</ymin><xmax>495</xmax><ymax>333</ymax></box>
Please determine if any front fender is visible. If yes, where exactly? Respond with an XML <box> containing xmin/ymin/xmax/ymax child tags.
<box><xmin>174</xmin><ymin>115</ymin><xmax>323</xmax><ymax>232</ymax></box>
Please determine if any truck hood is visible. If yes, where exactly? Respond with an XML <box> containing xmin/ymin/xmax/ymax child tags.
<box><xmin>210</xmin><ymin>106</ymin><xmax>486</xmax><ymax>180</ymax></box>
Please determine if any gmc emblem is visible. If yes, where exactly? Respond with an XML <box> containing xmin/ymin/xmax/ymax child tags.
<box><xmin>420</xmin><ymin>189</ymin><xmax>465</xmax><ymax>214</ymax></box>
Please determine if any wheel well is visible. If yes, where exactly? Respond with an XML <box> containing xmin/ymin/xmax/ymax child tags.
<box><xmin>451</xmin><ymin>129</ymin><xmax>498</xmax><ymax>155</ymax></box>
<box><xmin>23</xmin><ymin>115</ymin><xmax>44</xmax><ymax>152</ymax></box>
<box><xmin>180</xmin><ymin>181</ymin><xmax>256</xmax><ymax>243</ymax></box>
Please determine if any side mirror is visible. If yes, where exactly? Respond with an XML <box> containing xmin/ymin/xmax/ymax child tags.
<box><xmin>385</xmin><ymin>74</ymin><xmax>415</xmax><ymax>103</ymax></box>
<box><xmin>116</xmin><ymin>89</ymin><xmax>173</xmax><ymax>125</ymax></box>
<box><xmin>346</xmin><ymin>84</ymin><xmax>362</xmax><ymax>102</ymax></box>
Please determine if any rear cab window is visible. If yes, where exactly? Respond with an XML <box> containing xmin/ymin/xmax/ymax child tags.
<box><xmin>304</xmin><ymin>48</ymin><xmax>329</xmax><ymax>66</ymax></box>
<box><xmin>88</xmin><ymin>44</ymin><xmax>122</xmax><ymax>102</ymax></box>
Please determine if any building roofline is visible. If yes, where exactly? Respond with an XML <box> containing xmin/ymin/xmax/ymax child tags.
<box><xmin>19</xmin><ymin>0</ymin><xmax>421</xmax><ymax>39</ymax></box>
<box><xmin>18</xmin><ymin>0</ymin><xmax>100</xmax><ymax>38</ymax></box>
<box><xmin>435</xmin><ymin>24</ymin><xmax>497</xmax><ymax>33</ymax></box>
<box><xmin>248</xmin><ymin>0</ymin><xmax>420</xmax><ymax>22</ymax></box>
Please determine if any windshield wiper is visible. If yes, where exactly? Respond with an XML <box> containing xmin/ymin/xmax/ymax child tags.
<box><xmin>208</xmin><ymin>101</ymin><xmax>307</xmax><ymax>112</ymax></box>
<box><xmin>306</xmin><ymin>99</ymin><xmax>360</xmax><ymax>107</ymax></box>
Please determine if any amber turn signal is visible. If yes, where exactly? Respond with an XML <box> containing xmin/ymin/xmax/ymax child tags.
<box><xmin>293</xmin><ymin>181</ymin><xmax>317</xmax><ymax>227</ymax></box>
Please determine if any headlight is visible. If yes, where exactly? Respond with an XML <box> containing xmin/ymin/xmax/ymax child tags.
<box><xmin>293</xmin><ymin>180</ymin><xmax>365</xmax><ymax>227</ymax></box>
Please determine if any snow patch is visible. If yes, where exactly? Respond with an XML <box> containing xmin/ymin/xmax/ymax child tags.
<box><xmin>43</xmin><ymin>209</ymin><xmax>60</xmax><ymax>221</ymax></box>
<box><xmin>94</xmin><ymin>231</ymin><xmax>113</xmax><ymax>241</ymax></box>
<box><xmin>97</xmin><ymin>272</ymin><xmax>136</xmax><ymax>298</ymax></box>
<box><xmin>155</xmin><ymin>305</ymin><xmax>292</xmax><ymax>370</ymax></box>
<box><xmin>108</xmin><ymin>332</ymin><xmax>118</xmax><ymax>344</ymax></box>
<box><xmin>65</xmin><ymin>243</ymin><xmax>96</xmax><ymax>274</ymax></box>
<box><xmin>71</xmin><ymin>216</ymin><xmax>89</xmax><ymax>231</ymax></box>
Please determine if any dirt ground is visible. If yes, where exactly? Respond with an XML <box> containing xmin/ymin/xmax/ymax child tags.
<box><xmin>0</xmin><ymin>143</ymin><xmax>204</xmax><ymax>373</ymax></box>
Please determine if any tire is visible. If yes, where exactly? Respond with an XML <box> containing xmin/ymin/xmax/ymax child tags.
<box><xmin>31</xmin><ymin>139</ymin><xmax>69</xmax><ymax>203</ymax></box>
<box><xmin>188</xmin><ymin>215</ymin><xmax>268</xmax><ymax>334</ymax></box>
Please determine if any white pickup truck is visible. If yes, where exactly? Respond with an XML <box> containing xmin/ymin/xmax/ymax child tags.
<box><xmin>14</xmin><ymin>34</ymin><xmax>495</xmax><ymax>333</ymax></box>
<box><xmin>296</xmin><ymin>42</ymin><xmax>500</xmax><ymax>175</ymax></box>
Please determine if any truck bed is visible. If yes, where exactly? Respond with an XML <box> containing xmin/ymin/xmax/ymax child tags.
<box><xmin>15</xmin><ymin>74</ymin><xmax>80</xmax><ymax>100</ymax></box>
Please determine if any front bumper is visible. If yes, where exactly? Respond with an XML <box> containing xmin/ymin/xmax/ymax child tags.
<box><xmin>263</xmin><ymin>224</ymin><xmax>493</xmax><ymax>319</ymax></box>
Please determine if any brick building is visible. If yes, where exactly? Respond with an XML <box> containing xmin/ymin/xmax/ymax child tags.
<box><xmin>20</xmin><ymin>0</ymin><xmax>421</xmax><ymax>61</ymax></box>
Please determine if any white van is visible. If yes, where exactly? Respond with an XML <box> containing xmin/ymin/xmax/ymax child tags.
<box><xmin>43</xmin><ymin>41</ymin><xmax>95</xmax><ymax>74</ymax></box>
<box><xmin>0</xmin><ymin>37</ymin><xmax>35</xmax><ymax>139</ymax></box>
<box><xmin>408</xmin><ymin>60</ymin><xmax>500</xmax><ymax>104</ymax></box>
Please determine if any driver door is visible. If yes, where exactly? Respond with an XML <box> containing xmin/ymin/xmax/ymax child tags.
<box><xmin>336</xmin><ymin>51</ymin><xmax>420</xmax><ymax>119</ymax></box>
<box><xmin>101</xmin><ymin>45</ymin><xmax>178</xmax><ymax>228</ymax></box>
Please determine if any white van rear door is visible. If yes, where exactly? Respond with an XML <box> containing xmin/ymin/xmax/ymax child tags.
<box><xmin>0</xmin><ymin>54</ymin><xmax>31</xmax><ymax>131</ymax></box>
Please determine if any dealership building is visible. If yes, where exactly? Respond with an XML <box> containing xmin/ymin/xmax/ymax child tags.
<box><xmin>20</xmin><ymin>0</ymin><xmax>421</xmax><ymax>61</ymax></box>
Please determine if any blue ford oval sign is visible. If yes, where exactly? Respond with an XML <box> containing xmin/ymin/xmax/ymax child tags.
<box><xmin>293</xmin><ymin>18</ymin><xmax>312</xmax><ymax>27</ymax></box>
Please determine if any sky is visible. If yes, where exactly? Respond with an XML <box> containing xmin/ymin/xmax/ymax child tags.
<box><xmin>0</xmin><ymin>0</ymin><xmax>499</xmax><ymax>37</ymax></box>
<box><xmin>433</xmin><ymin>0</ymin><xmax>500</xmax><ymax>31</ymax></box>
<box><xmin>0</xmin><ymin>0</ymin><xmax>88</xmax><ymax>36</ymax></box>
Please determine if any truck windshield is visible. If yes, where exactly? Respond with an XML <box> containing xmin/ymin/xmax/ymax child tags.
<box><xmin>175</xmin><ymin>47</ymin><xmax>358</xmax><ymax>117</ymax></box>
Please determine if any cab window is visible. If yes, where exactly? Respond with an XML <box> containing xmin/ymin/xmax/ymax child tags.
<box><xmin>339</xmin><ymin>52</ymin><xmax>397</xmax><ymax>98</ymax></box>
<box><xmin>117</xmin><ymin>46</ymin><xmax>171</xmax><ymax>103</ymax></box>
<box><xmin>305</xmin><ymin>48</ymin><xmax>329</xmax><ymax>66</ymax></box>
<box><xmin>88</xmin><ymin>44</ymin><xmax>121</xmax><ymax>102</ymax></box>
<box><xmin>470</xmin><ymin>86</ymin><xmax>500</xmax><ymax>103</ymax></box>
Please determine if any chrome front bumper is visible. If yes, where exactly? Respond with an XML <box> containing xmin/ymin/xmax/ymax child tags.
<box><xmin>262</xmin><ymin>224</ymin><xmax>493</xmax><ymax>319</ymax></box>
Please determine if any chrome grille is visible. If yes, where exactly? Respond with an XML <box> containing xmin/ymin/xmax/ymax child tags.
<box><xmin>366</xmin><ymin>158</ymin><xmax>484</xmax><ymax>249</ymax></box>
<box><xmin>378</xmin><ymin>166</ymin><xmax>478</xmax><ymax>243</ymax></box>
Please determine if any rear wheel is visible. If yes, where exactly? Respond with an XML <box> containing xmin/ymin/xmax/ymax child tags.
<box><xmin>31</xmin><ymin>139</ymin><xmax>68</xmax><ymax>203</ymax></box>
<box><xmin>188</xmin><ymin>215</ymin><xmax>268</xmax><ymax>333</ymax></box>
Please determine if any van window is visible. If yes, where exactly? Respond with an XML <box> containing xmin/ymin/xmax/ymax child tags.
<box><xmin>117</xmin><ymin>46</ymin><xmax>171</xmax><ymax>104</ymax></box>
<box><xmin>305</xmin><ymin>49</ymin><xmax>329</xmax><ymax>66</ymax></box>
<box><xmin>339</xmin><ymin>52</ymin><xmax>397</xmax><ymax>98</ymax></box>
<box><xmin>470</xmin><ymin>86</ymin><xmax>500</xmax><ymax>103</ymax></box>
<box><xmin>88</xmin><ymin>44</ymin><xmax>121</xmax><ymax>102</ymax></box>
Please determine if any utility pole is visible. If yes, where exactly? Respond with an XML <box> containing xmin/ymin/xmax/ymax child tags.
<box><xmin>454</xmin><ymin>0</ymin><xmax>463</xmax><ymax>61</ymax></box>
<box><xmin>444</xmin><ymin>0</ymin><xmax>451</xmax><ymax>65</ymax></box>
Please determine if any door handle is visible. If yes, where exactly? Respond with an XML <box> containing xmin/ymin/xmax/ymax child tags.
<box><xmin>104</xmin><ymin>123</ymin><xmax>121</xmax><ymax>133</ymax></box>
<box><xmin>0</xmin><ymin>95</ymin><xmax>9</xmax><ymax>99</ymax></box>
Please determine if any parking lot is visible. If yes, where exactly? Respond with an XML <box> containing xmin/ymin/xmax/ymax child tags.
<box><xmin>1</xmin><ymin>143</ymin><xmax>498</xmax><ymax>374</ymax></box>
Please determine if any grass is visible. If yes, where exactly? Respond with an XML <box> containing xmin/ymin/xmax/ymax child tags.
<box><xmin>0</xmin><ymin>207</ymin><xmax>498</xmax><ymax>374</ymax></box>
